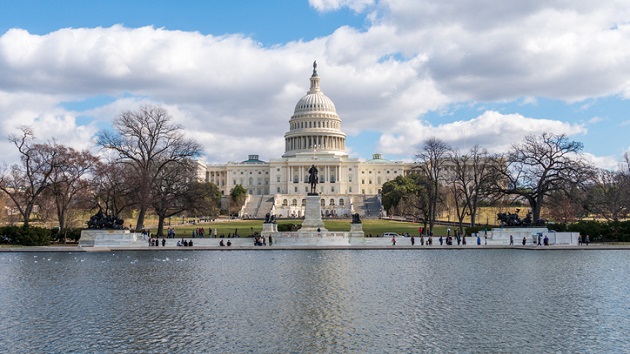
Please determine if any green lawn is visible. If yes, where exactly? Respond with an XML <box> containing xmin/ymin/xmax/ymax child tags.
<box><xmin>160</xmin><ymin>218</ymin><xmax>455</xmax><ymax>237</ymax></box>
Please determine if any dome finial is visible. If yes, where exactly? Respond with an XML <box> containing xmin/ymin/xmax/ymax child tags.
<box><xmin>312</xmin><ymin>60</ymin><xmax>318</xmax><ymax>76</ymax></box>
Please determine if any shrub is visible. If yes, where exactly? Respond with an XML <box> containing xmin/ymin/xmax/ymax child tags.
<box><xmin>0</xmin><ymin>226</ymin><xmax>51</xmax><ymax>246</ymax></box>
<box><xmin>277</xmin><ymin>223</ymin><xmax>301</xmax><ymax>232</ymax></box>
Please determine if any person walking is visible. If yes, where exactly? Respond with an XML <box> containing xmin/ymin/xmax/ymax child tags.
<box><xmin>509</xmin><ymin>235</ymin><xmax>513</xmax><ymax>245</ymax></box>
<box><xmin>392</xmin><ymin>236</ymin><xmax>396</xmax><ymax>246</ymax></box>
<box><xmin>411</xmin><ymin>236</ymin><xmax>415</xmax><ymax>246</ymax></box>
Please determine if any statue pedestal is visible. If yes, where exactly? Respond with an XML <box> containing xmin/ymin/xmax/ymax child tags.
<box><xmin>349</xmin><ymin>223</ymin><xmax>364</xmax><ymax>237</ymax></box>
<box><xmin>79</xmin><ymin>229</ymin><xmax>142</xmax><ymax>247</ymax></box>
<box><xmin>299</xmin><ymin>194</ymin><xmax>327</xmax><ymax>233</ymax></box>
<box><xmin>262</xmin><ymin>222</ymin><xmax>277</xmax><ymax>233</ymax></box>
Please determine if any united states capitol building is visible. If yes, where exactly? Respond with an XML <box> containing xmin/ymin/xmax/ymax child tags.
<box><xmin>199</xmin><ymin>62</ymin><xmax>410</xmax><ymax>218</ymax></box>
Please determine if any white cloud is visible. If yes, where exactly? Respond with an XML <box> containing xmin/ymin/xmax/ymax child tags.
<box><xmin>377</xmin><ymin>110</ymin><xmax>587</xmax><ymax>155</ymax></box>
<box><xmin>309</xmin><ymin>0</ymin><xmax>375</xmax><ymax>13</ymax></box>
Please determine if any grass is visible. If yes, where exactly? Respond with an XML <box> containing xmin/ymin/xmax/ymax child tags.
<box><xmin>153</xmin><ymin>218</ymin><xmax>455</xmax><ymax>237</ymax></box>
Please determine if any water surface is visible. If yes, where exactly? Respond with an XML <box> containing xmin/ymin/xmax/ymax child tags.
<box><xmin>0</xmin><ymin>250</ymin><xmax>627</xmax><ymax>353</ymax></box>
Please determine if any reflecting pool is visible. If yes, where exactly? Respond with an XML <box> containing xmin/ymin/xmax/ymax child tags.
<box><xmin>0</xmin><ymin>249</ymin><xmax>628</xmax><ymax>353</ymax></box>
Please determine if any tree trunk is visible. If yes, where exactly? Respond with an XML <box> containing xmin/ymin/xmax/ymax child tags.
<box><xmin>23</xmin><ymin>204</ymin><xmax>34</xmax><ymax>227</ymax></box>
<box><xmin>156</xmin><ymin>214</ymin><xmax>166</xmax><ymax>237</ymax></box>
<box><xmin>136</xmin><ymin>206</ymin><xmax>147</xmax><ymax>231</ymax></box>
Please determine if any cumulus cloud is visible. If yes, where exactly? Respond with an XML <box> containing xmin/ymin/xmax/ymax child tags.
<box><xmin>377</xmin><ymin>110</ymin><xmax>587</xmax><ymax>155</ymax></box>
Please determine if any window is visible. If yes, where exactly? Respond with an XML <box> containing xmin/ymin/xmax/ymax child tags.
<box><xmin>291</xmin><ymin>199</ymin><xmax>297</xmax><ymax>206</ymax></box>
<box><xmin>277</xmin><ymin>176</ymin><xmax>280</xmax><ymax>182</ymax></box>
<box><xmin>349</xmin><ymin>175</ymin><xmax>352</xmax><ymax>182</ymax></box>
<box><xmin>294</xmin><ymin>186</ymin><xmax>298</xmax><ymax>192</ymax></box>
<box><xmin>277</xmin><ymin>187</ymin><xmax>280</xmax><ymax>193</ymax></box>
<box><xmin>282</xmin><ymin>199</ymin><xmax>288</xmax><ymax>206</ymax></box>
<box><xmin>339</xmin><ymin>198</ymin><xmax>345</xmax><ymax>206</ymax></box>
<box><xmin>331</xmin><ymin>186</ymin><xmax>335</xmax><ymax>192</ymax></box>
<box><xmin>330</xmin><ymin>199</ymin><xmax>335</xmax><ymax>206</ymax></box>
<box><xmin>249</xmin><ymin>177</ymin><xmax>253</xmax><ymax>185</ymax></box>
<box><xmin>330</xmin><ymin>175</ymin><xmax>336</xmax><ymax>183</ymax></box>
<box><xmin>302</xmin><ymin>199</ymin><xmax>306</xmax><ymax>206</ymax></box>
<box><xmin>362</xmin><ymin>179</ymin><xmax>365</xmax><ymax>184</ymax></box>
<box><xmin>320</xmin><ymin>199</ymin><xmax>325</xmax><ymax>206</ymax></box>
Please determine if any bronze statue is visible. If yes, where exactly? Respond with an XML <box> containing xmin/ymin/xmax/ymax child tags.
<box><xmin>87</xmin><ymin>207</ymin><xmax>125</xmax><ymax>230</ymax></box>
<box><xmin>308</xmin><ymin>164</ymin><xmax>318</xmax><ymax>194</ymax></box>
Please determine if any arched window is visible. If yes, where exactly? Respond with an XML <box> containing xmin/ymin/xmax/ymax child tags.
<box><xmin>339</xmin><ymin>198</ymin><xmax>345</xmax><ymax>206</ymax></box>
<box><xmin>320</xmin><ymin>199</ymin><xmax>325</xmax><ymax>206</ymax></box>
<box><xmin>292</xmin><ymin>199</ymin><xmax>298</xmax><ymax>206</ymax></box>
<box><xmin>301</xmin><ymin>199</ymin><xmax>306</xmax><ymax>206</ymax></box>
<box><xmin>282</xmin><ymin>199</ymin><xmax>288</xmax><ymax>206</ymax></box>
<box><xmin>329</xmin><ymin>199</ymin><xmax>335</xmax><ymax>206</ymax></box>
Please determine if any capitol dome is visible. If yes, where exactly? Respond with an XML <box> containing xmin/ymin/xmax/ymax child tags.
<box><xmin>293</xmin><ymin>89</ymin><xmax>337</xmax><ymax>114</ymax></box>
<box><xmin>283</xmin><ymin>62</ymin><xmax>347</xmax><ymax>158</ymax></box>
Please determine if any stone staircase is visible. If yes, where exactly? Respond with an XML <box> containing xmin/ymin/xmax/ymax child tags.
<box><xmin>352</xmin><ymin>195</ymin><xmax>382</xmax><ymax>218</ymax></box>
<box><xmin>256</xmin><ymin>196</ymin><xmax>275</xmax><ymax>218</ymax></box>
<box><xmin>241</xmin><ymin>195</ymin><xmax>275</xmax><ymax>219</ymax></box>
<box><xmin>242</xmin><ymin>195</ymin><xmax>262</xmax><ymax>219</ymax></box>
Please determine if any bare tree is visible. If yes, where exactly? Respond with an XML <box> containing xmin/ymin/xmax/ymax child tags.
<box><xmin>415</xmin><ymin>138</ymin><xmax>452</xmax><ymax>233</ymax></box>
<box><xmin>492</xmin><ymin>133</ymin><xmax>594</xmax><ymax>223</ymax></box>
<box><xmin>152</xmin><ymin>160</ymin><xmax>196</xmax><ymax>236</ymax></box>
<box><xmin>47</xmin><ymin>146</ymin><xmax>99</xmax><ymax>240</ymax></box>
<box><xmin>449</xmin><ymin>145</ymin><xmax>497</xmax><ymax>231</ymax></box>
<box><xmin>90</xmin><ymin>160</ymin><xmax>139</xmax><ymax>222</ymax></box>
<box><xmin>0</xmin><ymin>127</ymin><xmax>61</xmax><ymax>227</ymax></box>
<box><xmin>97</xmin><ymin>105</ymin><xmax>202</xmax><ymax>230</ymax></box>
<box><xmin>586</xmin><ymin>169</ymin><xmax>629</xmax><ymax>221</ymax></box>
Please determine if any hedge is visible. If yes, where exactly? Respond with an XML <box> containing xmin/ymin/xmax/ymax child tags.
<box><xmin>0</xmin><ymin>226</ymin><xmax>51</xmax><ymax>246</ymax></box>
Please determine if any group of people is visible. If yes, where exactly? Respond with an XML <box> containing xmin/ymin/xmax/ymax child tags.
<box><xmin>148</xmin><ymin>237</ymin><xmax>165</xmax><ymax>247</ymax></box>
<box><xmin>177</xmin><ymin>239</ymin><xmax>193</xmax><ymax>247</ymax></box>
<box><xmin>254</xmin><ymin>235</ymin><xmax>272</xmax><ymax>246</ymax></box>
<box><xmin>219</xmin><ymin>239</ymin><xmax>232</xmax><ymax>247</ymax></box>
<box><xmin>394</xmin><ymin>234</ymin><xmax>472</xmax><ymax>246</ymax></box>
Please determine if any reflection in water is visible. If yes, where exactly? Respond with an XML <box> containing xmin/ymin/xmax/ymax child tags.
<box><xmin>0</xmin><ymin>250</ymin><xmax>628</xmax><ymax>353</ymax></box>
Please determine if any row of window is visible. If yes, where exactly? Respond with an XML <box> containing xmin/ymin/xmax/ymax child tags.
<box><xmin>291</xmin><ymin>120</ymin><xmax>339</xmax><ymax>130</ymax></box>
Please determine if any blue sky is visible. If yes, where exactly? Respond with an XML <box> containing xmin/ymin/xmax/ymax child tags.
<box><xmin>0</xmin><ymin>0</ymin><xmax>629</xmax><ymax>169</ymax></box>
